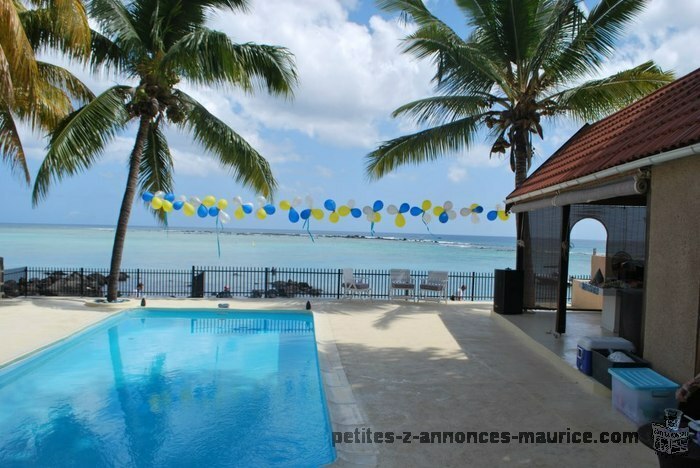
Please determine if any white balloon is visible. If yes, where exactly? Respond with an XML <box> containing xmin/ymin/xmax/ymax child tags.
<box><xmin>444</xmin><ymin>201</ymin><xmax>453</xmax><ymax>210</ymax></box>
<box><xmin>305</xmin><ymin>195</ymin><xmax>314</xmax><ymax>207</ymax></box>
<box><xmin>177</xmin><ymin>195</ymin><xmax>187</xmax><ymax>202</ymax></box>
<box><xmin>154</xmin><ymin>191</ymin><xmax>165</xmax><ymax>198</ymax></box>
<box><xmin>362</xmin><ymin>206</ymin><xmax>372</xmax><ymax>215</ymax></box>
<box><xmin>471</xmin><ymin>214</ymin><xmax>480</xmax><ymax>224</ymax></box>
<box><xmin>190</xmin><ymin>196</ymin><xmax>201</xmax><ymax>205</ymax></box>
<box><xmin>460</xmin><ymin>207</ymin><xmax>471</xmax><ymax>216</ymax></box>
<box><xmin>256</xmin><ymin>195</ymin><xmax>266</xmax><ymax>205</ymax></box>
<box><xmin>219</xmin><ymin>212</ymin><xmax>231</xmax><ymax>224</ymax></box>
<box><xmin>347</xmin><ymin>199</ymin><xmax>356</xmax><ymax>208</ymax></box>
<box><xmin>423</xmin><ymin>213</ymin><xmax>432</xmax><ymax>223</ymax></box>
<box><xmin>387</xmin><ymin>205</ymin><xmax>398</xmax><ymax>215</ymax></box>
<box><xmin>292</xmin><ymin>196</ymin><xmax>302</xmax><ymax>206</ymax></box>
<box><xmin>448</xmin><ymin>210</ymin><xmax>457</xmax><ymax>220</ymax></box>
<box><xmin>233</xmin><ymin>196</ymin><xmax>243</xmax><ymax>205</ymax></box>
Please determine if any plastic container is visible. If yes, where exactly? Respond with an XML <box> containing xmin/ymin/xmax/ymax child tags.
<box><xmin>576</xmin><ymin>336</ymin><xmax>635</xmax><ymax>375</ymax></box>
<box><xmin>608</xmin><ymin>368</ymin><xmax>679</xmax><ymax>426</ymax></box>
<box><xmin>591</xmin><ymin>349</ymin><xmax>650</xmax><ymax>388</ymax></box>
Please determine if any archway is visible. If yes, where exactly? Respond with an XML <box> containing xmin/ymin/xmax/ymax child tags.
<box><xmin>568</xmin><ymin>218</ymin><xmax>607</xmax><ymax>311</ymax></box>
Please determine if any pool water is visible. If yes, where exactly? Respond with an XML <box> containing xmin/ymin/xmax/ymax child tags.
<box><xmin>0</xmin><ymin>310</ymin><xmax>335</xmax><ymax>467</ymax></box>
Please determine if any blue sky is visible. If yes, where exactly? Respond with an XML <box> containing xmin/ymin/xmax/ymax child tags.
<box><xmin>1</xmin><ymin>0</ymin><xmax>698</xmax><ymax>239</ymax></box>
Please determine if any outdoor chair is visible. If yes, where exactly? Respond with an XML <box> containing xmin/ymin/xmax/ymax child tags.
<box><xmin>419</xmin><ymin>271</ymin><xmax>449</xmax><ymax>302</ymax></box>
<box><xmin>389</xmin><ymin>269</ymin><xmax>415</xmax><ymax>301</ymax></box>
<box><xmin>341</xmin><ymin>268</ymin><xmax>372</xmax><ymax>299</ymax></box>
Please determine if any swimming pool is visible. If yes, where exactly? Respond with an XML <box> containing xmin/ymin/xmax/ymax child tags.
<box><xmin>0</xmin><ymin>309</ymin><xmax>335</xmax><ymax>467</ymax></box>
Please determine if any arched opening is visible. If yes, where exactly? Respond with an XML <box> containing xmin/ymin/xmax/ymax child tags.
<box><xmin>569</xmin><ymin>218</ymin><xmax>607</xmax><ymax>311</ymax></box>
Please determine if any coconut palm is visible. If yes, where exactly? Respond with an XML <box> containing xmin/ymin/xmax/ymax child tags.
<box><xmin>32</xmin><ymin>0</ymin><xmax>297</xmax><ymax>301</ymax></box>
<box><xmin>1</xmin><ymin>0</ymin><xmax>93</xmax><ymax>184</ymax></box>
<box><xmin>366</xmin><ymin>0</ymin><xmax>673</xmax><ymax>188</ymax></box>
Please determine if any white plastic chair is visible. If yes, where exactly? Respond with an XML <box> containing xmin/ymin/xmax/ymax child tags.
<box><xmin>341</xmin><ymin>268</ymin><xmax>372</xmax><ymax>299</ymax></box>
<box><xmin>389</xmin><ymin>269</ymin><xmax>415</xmax><ymax>301</ymax></box>
<box><xmin>419</xmin><ymin>271</ymin><xmax>449</xmax><ymax>302</ymax></box>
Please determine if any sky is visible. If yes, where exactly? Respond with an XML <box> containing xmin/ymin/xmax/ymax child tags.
<box><xmin>1</xmin><ymin>0</ymin><xmax>698</xmax><ymax>239</ymax></box>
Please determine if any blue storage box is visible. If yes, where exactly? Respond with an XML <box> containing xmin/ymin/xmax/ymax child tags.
<box><xmin>576</xmin><ymin>337</ymin><xmax>635</xmax><ymax>375</ymax></box>
<box><xmin>608</xmin><ymin>368</ymin><xmax>679</xmax><ymax>425</ymax></box>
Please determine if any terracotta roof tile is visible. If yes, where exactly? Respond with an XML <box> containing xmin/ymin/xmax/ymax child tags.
<box><xmin>508</xmin><ymin>68</ymin><xmax>700</xmax><ymax>200</ymax></box>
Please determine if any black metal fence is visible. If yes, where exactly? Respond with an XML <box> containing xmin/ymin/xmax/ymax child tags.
<box><xmin>0</xmin><ymin>266</ymin><xmax>588</xmax><ymax>303</ymax></box>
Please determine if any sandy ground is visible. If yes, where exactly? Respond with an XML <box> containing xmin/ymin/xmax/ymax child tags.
<box><xmin>0</xmin><ymin>297</ymin><xmax>657</xmax><ymax>467</ymax></box>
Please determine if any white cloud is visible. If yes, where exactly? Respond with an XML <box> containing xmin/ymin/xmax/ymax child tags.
<box><xmin>447</xmin><ymin>166</ymin><xmax>467</xmax><ymax>183</ymax></box>
<box><xmin>315</xmin><ymin>165</ymin><xmax>334</xmax><ymax>178</ymax></box>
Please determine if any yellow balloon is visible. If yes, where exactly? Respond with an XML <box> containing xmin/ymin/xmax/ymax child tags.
<box><xmin>279</xmin><ymin>200</ymin><xmax>291</xmax><ymax>210</ymax></box>
<box><xmin>202</xmin><ymin>195</ymin><xmax>216</xmax><ymax>207</ymax></box>
<box><xmin>162</xmin><ymin>200</ymin><xmax>173</xmax><ymax>212</ymax></box>
<box><xmin>312</xmin><ymin>209</ymin><xmax>324</xmax><ymax>220</ymax></box>
<box><xmin>470</xmin><ymin>203</ymin><xmax>480</xmax><ymax>210</ymax></box>
<box><xmin>234</xmin><ymin>207</ymin><xmax>245</xmax><ymax>219</ymax></box>
<box><xmin>432</xmin><ymin>206</ymin><xmax>443</xmax><ymax>216</ymax></box>
<box><xmin>151</xmin><ymin>198</ymin><xmax>163</xmax><ymax>210</ymax></box>
<box><xmin>422</xmin><ymin>200</ymin><xmax>432</xmax><ymax>211</ymax></box>
<box><xmin>183</xmin><ymin>203</ymin><xmax>195</xmax><ymax>216</ymax></box>
<box><xmin>395</xmin><ymin>213</ymin><xmax>406</xmax><ymax>228</ymax></box>
<box><xmin>498</xmin><ymin>211</ymin><xmax>510</xmax><ymax>221</ymax></box>
<box><xmin>329</xmin><ymin>212</ymin><xmax>340</xmax><ymax>223</ymax></box>
<box><xmin>338</xmin><ymin>206</ymin><xmax>350</xmax><ymax>216</ymax></box>
<box><xmin>217</xmin><ymin>199</ymin><xmax>228</xmax><ymax>210</ymax></box>
<box><xmin>373</xmin><ymin>212</ymin><xmax>381</xmax><ymax>223</ymax></box>
<box><xmin>256</xmin><ymin>208</ymin><xmax>266</xmax><ymax>220</ymax></box>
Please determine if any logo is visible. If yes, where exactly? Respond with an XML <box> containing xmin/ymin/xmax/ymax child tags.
<box><xmin>651</xmin><ymin>423</ymin><xmax>689</xmax><ymax>455</ymax></box>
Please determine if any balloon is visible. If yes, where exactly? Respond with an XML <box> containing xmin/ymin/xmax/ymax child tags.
<box><xmin>234</xmin><ymin>207</ymin><xmax>245</xmax><ymax>220</ymax></box>
<box><xmin>373</xmin><ymin>212</ymin><xmax>381</xmax><ymax>223</ymax></box>
<box><xmin>162</xmin><ymin>200</ymin><xmax>173</xmax><ymax>212</ymax></box>
<box><xmin>151</xmin><ymin>198</ymin><xmax>163</xmax><ymax>210</ymax></box>
<box><xmin>190</xmin><ymin>196</ymin><xmax>202</xmax><ymax>206</ymax></box>
<box><xmin>183</xmin><ymin>203</ymin><xmax>195</xmax><ymax>216</ymax></box>
<box><xmin>217</xmin><ymin>199</ymin><xmax>228</xmax><ymax>210</ymax></box>
<box><xmin>154</xmin><ymin>191</ymin><xmax>165</xmax><ymax>198</ymax></box>
<box><xmin>219</xmin><ymin>211</ymin><xmax>231</xmax><ymax>224</ymax></box>
<box><xmin>312</xmin><ymin>208</ymin><xmax>324</xmax><ymax>220</ymax></box>
<box><xmin>372</xmin><ymin>200</ymin><xmax>384</xmax><ymax>212</ymax></box>
<box><xmin>164</xmin><ymin>193</ymin><xmax>175</xmax><ymax>202</ymax></box>
<box><xmin>498</xmin><ymin>211</ymin><xmax>510</xmax><ymax>221</ymax></box>
<box><xmin>350</xmin><ymin>208</ymin><xmax>362</xmax><ymax>218</ymax></box>
<box><xmin>142</xmin><ymin>192</ymin><xmax>154</xmax><ymax>202</ymax></box>
<box><xmin>329</xmin><ymin>212</ymin><xmax>340</xmax><ymax>223</ymax></box>
<box><xmin>399</xmin><ymin>203</ymin><xmax>410</xmax><ymax>213</ymax></box>
<box><xmin>471</xmin><ymin>204</ymin><xmax>484</xmax><ymax>213</ymax></box>
<box><xmin>305</xmin><ymin>195</ymin><xmax>314</xmax><ymax>207</ymax></box>
<box><xmin>173</xmin><ymin>201</ymin><xmax>184</xmax><ymax>210</ymax></box>
<box><xmin>338</xmin><ymin>206</ymin><xmax>350</xmax><ymax>216</ymax></box>
<box><xmin>292</xmin><ymin>196</ymin><xmax>302</xmax><ymax>206</ymax></box>
<box><xmin>202</xmin><ymin>195</ymin><xmax>216</xmax><ymax>207</ymax></box>
<box><xmin>432</xmin><ymin>206</ymin><xmax>443</xmax><ymax>216</ymax></box>
<box><xmin>410</xmin><ymin>206</ymin><xmax>423</xmax><ymax>216</ymax></box>
<box><xmin>208</xmin><ymin>206</ymin><xmax>220</xmax><ymax>216</ymax></box>
<box><xmin>300</xmin><ymin>209</ymin><xmax>311</xmax><ymax>220</ymax></box>
<box><xmin>444</xmin><ymin>201</ymin><xmax>453</xmax><ymax>210</ymax></box>
<box><xmin>256</xmin><ymin>208</ymin><xmax>267</xmax><ymax>220</ymax></box>
<box><xmin>487</xmin><ymin>211</ymin><xmax>498</xmax><ymax>221</ymax></box>
<box><xmin>396</xmin><ymin>214</ymin><xmax>406</xmax><ymax>228</ymax></box>
<box><xmin>242</xmin><ymin>203</ymin><xmax>253</xmax><ymax>214</ymax></box>
<box><xmin>387</xmin><ymin>205</ymin><xmax>398</xmax><ymax>215</ymax></box>
<box><xmin>263</xmin><ymin>204</ymin><xmax>276</xmax><ymax>215</ymax></box>
<box><xmin>177</xmin><ymin>195</ymin><xmax>187</xmax><ymax>202</ymax></box>
<box><xmin>288</xmin><ymin>209</ymin><xmax>300</xmax><ymax>223</ymax></box>
<box><xmin>233</xmin><ymin>196</ymin><xmax>243</xmax><ymax>205</ymax></box>
<box><xmin>280</xmin><ymin>200</ymin><xmax>291</xmax><ymax>210</ymax></box>
<box><xmin>421</xmin><ymin>200</ymin><xmax>432</xmax><ymax>211</ymax></box>
<box><xmin>324</xmin><ymin>199</ymin><xmax>336</xmax><ymax>211</ymax></box>
<box><xmin>197</xmin><ymin>205</ymin><xmax>208</xmax><ymax>217</ymax></box>
<box><xmin>439</xmin><ymin>211</ymin><xmax>449</xmax><ymax>223</ymax></box>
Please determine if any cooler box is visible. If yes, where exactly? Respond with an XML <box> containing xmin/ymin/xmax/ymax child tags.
<box><xmin>591</xmin><ymin>349</ymin><xmax>650</xmax><ymax>388</ymax></box>
<box><xmin>608</xmin><ymin>368</ymin><xmax>679</xmax><ymax>426</ymax></box>
<box><xmin>576</xmin><ymin>336</ymin><xmax>635</xmax><ymax>375</ymax></box>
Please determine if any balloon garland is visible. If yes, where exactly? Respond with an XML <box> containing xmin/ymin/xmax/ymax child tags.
<box><xmin>141</xmin><ymin>192</ymin><xmax>510</xmax><ymax>237</ymax></box>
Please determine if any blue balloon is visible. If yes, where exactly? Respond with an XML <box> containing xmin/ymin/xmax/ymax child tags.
<box><xmin>399</xmin><ymin>203</ymin><xmax>410</xmax><ymax>213</ymax></box>
<box><xmin>164</xmin><ymin>193</ymin><xmax>175</xmax><ymax>202</ymax></box>
<box><xmin>324</xmin><ymin>199</ymin><xmax>336</xmax><ymax>212</ymax></box>
<box><xmin>487</xmin><ymin>211</ymin><xmax>498</xmax><ymax>221</ymax></box>
<box><xmin>242</xmin><ymin>204</ymin><xmax>253</xmax><ymax>214</ymax></box>
<box><xmin>173</xmin><ymin>201</ymin><xmax>184</xmax><ymax>210</ymax></box>
<box><xmin>288</xmin><ymin>208</ymin><xmax>300</xmax><ymax>223</ymax></box>
<box><xmin>350</xmin><ymin>208</ymin><xmax>362</xmax><ymax>218</ymax></box>
<box><xmin>410</xmin><ymin>206</ymin><xmax>423</xmax><ymax>216</ymax></box>
<box><xmin>439</xmin><ymin>212</ymin><xmax>449</xmax><ymax>223</ymax></box>
<box><xmin>473</xmin><ymin>205</ymin><xmax>484</xmax><ymax>214</ymax></box>
<box><xmin>264</xmin><ymin>204</ymin><xmax>276</xmax><ymax>215</ymax></box>
<box><xmin>209</xmin><ymin>206</ymin><xmax>220</xmax><ymax>216</ymax></box>
<box><xmin>197</xmin><ymin>205</ymin><xmax>208</xmax><ymax>218</ymax></box>
<box><xmin>372</xmin><ymin>200</ymin><xmax>384</xmax><ymax>212</ymax></box>
<box><xmin>142</xmin><ymin>192</ymin><xmax>154</xmax><ymax>202</ymax></box>
<box><xmin>300</xmin><ymin>209</ymin><xmax>311</xmax><ymax>220</ymax></box>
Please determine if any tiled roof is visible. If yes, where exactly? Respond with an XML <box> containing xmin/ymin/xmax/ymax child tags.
<box><xmin>507</xmin><ymin>67</ymin><xmax>700</xmax><ymax>200</ymax></box>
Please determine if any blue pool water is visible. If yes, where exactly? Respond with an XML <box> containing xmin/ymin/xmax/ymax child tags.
<box><xmin>0</xmin><ymin>310</ymin><xmax>335</xmax><ymax>467</ymax></box>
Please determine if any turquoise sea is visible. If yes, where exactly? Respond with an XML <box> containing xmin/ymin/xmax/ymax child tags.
<box><xmin>0</xmin><ymin>224</ymin><xmax>604</xmax><ymax>276</ymax></box>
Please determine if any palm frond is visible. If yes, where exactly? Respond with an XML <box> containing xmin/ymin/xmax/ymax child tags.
<box><xmin>19</xmin><ymin>0</ymin><xmax>91</xmax><ymax>61</ymax></box>
<box><xmin>89</xmin><ymin>29</ymin><xmax>129</xmax><ymax>74</ymax></box>
<box><xmin>175</xmin><ymin>89</ymin><xmax>277</xmax><ymax>197</ymax></box>
<box><xmin>37</xmin><ymin>61</ymin><xmax>95</xmax><ymax>104</ymax></box>
<box><xmin>0</xmin><ymin>46</ymin><xmax>12</xmax><ymax>103</ymax></box>
<box><xmin>392</xmin><ymin>95</ymin><xmax>491</xmax><ymax>127</ymax></box>
<box><xmin>32</xmin><ymin>85</ymin><xmax>133</xmax><ymax>204</ymax></box>
<box><xmin>0</xmin><ymin>0</ymin><xmax>39</xmax><ymax>102</ymax></box>
<box><xmin>89</xmin><ymin>0</ymin><xmax>144</xmax><ymax>55</ymax></box>
<box><xmin>365</xmin><ymin>116</ymin><xmax>483</xmax><ymax>180</ymax></box>
<box><xmin>139</xmin><ymin>118</ymin><xmax>173</xmax><ymax>224</ymax></box>
<box><xmin>163</xmin><ymin>29</ymin><xmax>296</xmax><ymax>96</ymax></box>
<box><xmin>547</xmin><ymin>61</ymin><xmax>675</xmax><ymax>121</ymax></box>
<box><xmin>0</xmin><ymin>103</ymin><xmax>30</xmax><ymax>184</ymax></box>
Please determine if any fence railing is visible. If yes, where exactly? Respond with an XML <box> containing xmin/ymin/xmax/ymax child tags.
<box><xmin>0</xmin><ymin>266</ymin><xmax>589</xmax><ymax>303</ymax></box>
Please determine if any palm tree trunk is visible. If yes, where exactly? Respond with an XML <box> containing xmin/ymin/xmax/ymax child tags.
<box><xmin>107</xmin><ymin>117</ymin><xmax>150</xmax><ymax>301</ymax></box>
<box><xmin>512</xmin><ymin>127</ymin><xmax>530</xmax><ymax>272</ymax></box>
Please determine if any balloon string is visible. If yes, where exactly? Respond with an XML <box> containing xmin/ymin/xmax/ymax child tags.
<box><xmin>303</xmin><ymin>218</ymin><xmax>315</xmax><ymax>243</ymax></box>
<box><xmin>422</xmin><ymin>217</ymin><xmax>435</xmax><ymax>237</ymax></box>
<box><xmin>370</xmin><ymin>221</ymin><xmax>375</xmax><ymax>237</ymax></box>
<box><xmin>215</xmin><ymin>217</ymin><xmax>222</xmax><ymax>258</ymax></box>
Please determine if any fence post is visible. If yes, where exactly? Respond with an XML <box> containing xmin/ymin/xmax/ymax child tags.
<box><xmin>336</xmin><ymin>269</ymin><xmax>342</xmax><ymax>299</ymax></box>
<box><xmin>470</xmin><ymin>272</ymin><xmax>476</xmax><ymax>301</ymax></box>
<box><xmin>24</xmin><ymin>267</ymin><xmax>28</xmax><ymax>297</ymax></box>
<box><xmin>191</xmin><ymin>266</ymin><xmax>195</xmax><ymax>298</ymax></box>
<box><xmin>80</xmin><ymin>268</ymin><xmax>84</xmax><ymax>297</ymax></box>
<box><xmin>264</xmin><ymin>267</ymin><xmax>269</xmax><ymax>294</ymax></box>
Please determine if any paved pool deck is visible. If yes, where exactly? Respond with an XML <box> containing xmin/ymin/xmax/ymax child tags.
<box><xmin>0</xmin><ymin>297</ymin><xmax>657</xmax><ymax>467</ymax></box>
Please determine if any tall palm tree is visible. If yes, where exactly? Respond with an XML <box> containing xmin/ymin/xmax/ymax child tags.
<box><xmin>1</xmin><ymin>0</ymin><xmax>93</xmax><ymax>184</ymax></box>
<box><xmin>32</xmin><ymin>0</ymin><xmax>297</xmax><ymax>301</ymax></box>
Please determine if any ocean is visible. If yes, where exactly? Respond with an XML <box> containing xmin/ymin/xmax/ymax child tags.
<box><xmin>0</xmin><ymin>224</ymin><xmax>604</xmax><ymax>276</ymax></box>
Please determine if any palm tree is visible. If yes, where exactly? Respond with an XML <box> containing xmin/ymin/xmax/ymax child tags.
<box><xmin>32</xmin><ymin>0</ymin><xmax>297</xmax><ymax>301</ymax></box>
<box><xmin>1</xmin><ymin>0</ymin><xmax>93</xmax><ymax>184</ymax></box>
<box><xmin>366</xmin><ymin>0</ymin><xmax>673</xmax><ymax>269</ymax></box>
